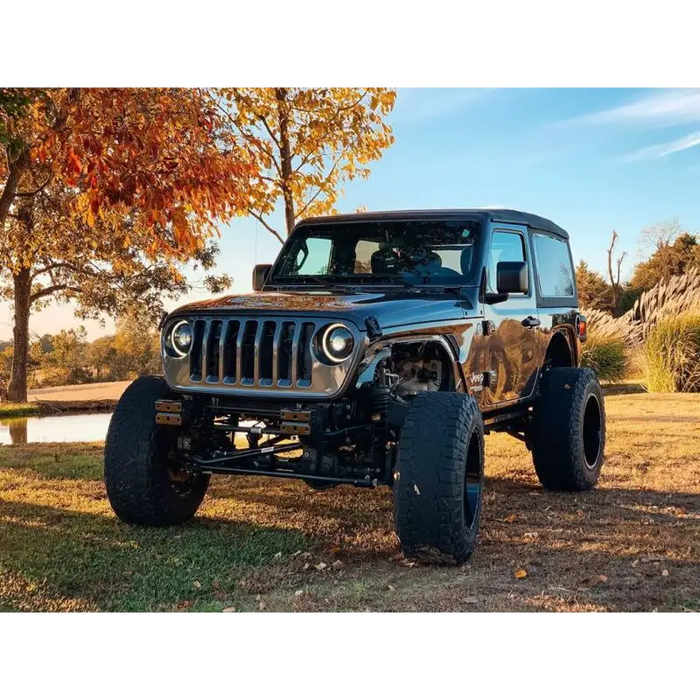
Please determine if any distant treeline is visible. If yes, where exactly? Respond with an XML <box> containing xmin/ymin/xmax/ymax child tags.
<box><xmin>0</xmin><ymin>315</ymin><xmax>159</xmax><ymax>389</ymax></box>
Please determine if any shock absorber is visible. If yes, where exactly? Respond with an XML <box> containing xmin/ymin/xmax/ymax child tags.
<box><xmin>369</xmin><ymin>386</ymin><xmax>390</xmax><ymax>475</ymax></box>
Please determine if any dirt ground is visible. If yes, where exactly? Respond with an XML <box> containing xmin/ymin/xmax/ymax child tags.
<box><xmin>28</xmin><ymin>381</ymin><xmax>130</xmax><ymax>403</ymax></box>
<box><xmin>0</xmin><ymin>393</ymin><xmax>698</xmax><ymax>611</ymax></box>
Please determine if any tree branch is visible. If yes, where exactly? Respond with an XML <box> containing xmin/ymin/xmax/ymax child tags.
<box><xmin>17</xmin><ymin>174</ymin><xmax>53</xmax><ymax>197</ymax></box>
<box><xmin>30</xmin><ymin>284</ymin><xmax>82</xmax><ymax>303</ymax></box>
<box><xmin>249</xmin><ymin>210</ymin><xmax>284</xmax><ymax>245</ymax></box>
<box><xmin>0</xmin><ymin>148</ymin><xmax>29</xmax><ymax>228</ymax></box>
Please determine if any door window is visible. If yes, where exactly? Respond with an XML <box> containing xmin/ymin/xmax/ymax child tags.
<box><xmin>487</xmin><ymin>231</ymin><xmax>527</xmax><ymax>293</ymax></box>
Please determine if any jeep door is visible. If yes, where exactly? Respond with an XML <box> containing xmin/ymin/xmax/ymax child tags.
<box><xmin>480</xmin><ymin>227</ymin><xmax>540</xmax><ymax>407</ymax></box>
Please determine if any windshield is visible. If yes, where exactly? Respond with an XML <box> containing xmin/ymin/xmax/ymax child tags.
<box><xmin>269</xmin><ymin>219</ymin><xmax>481</xmax><ymax>287</ymax></box>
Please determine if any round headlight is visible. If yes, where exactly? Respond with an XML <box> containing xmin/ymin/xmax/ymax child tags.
<box><xmin>170</xmin><ymin>320</ymin><xmax>193</xmax><ymax>357</ymax></box>
<box><xmin>322</xmin><ymin>324</ymin><xmax>354</xmax><ymax>363</ymax></box>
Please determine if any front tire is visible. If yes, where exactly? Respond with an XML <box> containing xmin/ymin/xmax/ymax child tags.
<box><xmin>393</xmin><ymin>392</ymin><xmax>484</xmax><ymax>565</ymax></box>
<box><xmin>531</xmin><ymin>367</ymin><xmax>606</xmax><ymax>491</ymax></box>
<box><xmin>104</xmin><ymin>376</ymin><xmax>209</xmax><ymax>526</ymax></box>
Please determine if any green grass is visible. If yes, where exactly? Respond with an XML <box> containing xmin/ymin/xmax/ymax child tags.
<box><xmin>0</xmin><ymin>403</ymin><xmax>39</xmax><ymax>418</ymax></box>
<box><xmin>645</xmin><ymin>314</ymin><xmax>700</xmax><ymax>393</ymax></box>
<box><xmin>2</xmin><ymin>400</ymin><xmax>699</xmax><ymax>612</ymax></box>
<box><xmin>0</xmin><ymin>444</ymin><xmax>310</xmax><ymax>612</ymax></box>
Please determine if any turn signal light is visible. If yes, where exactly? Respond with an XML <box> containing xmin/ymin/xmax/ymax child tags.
<box><xmin>577</xmin><ymin>315</ymin><xmax>588</xmax><ymax>342</ymax></box>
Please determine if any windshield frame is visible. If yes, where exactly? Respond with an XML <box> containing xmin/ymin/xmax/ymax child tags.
<box><xmin>266</xmin><ymin>218</ymin><xmax>483</xmax><ymax>289</ymax></box>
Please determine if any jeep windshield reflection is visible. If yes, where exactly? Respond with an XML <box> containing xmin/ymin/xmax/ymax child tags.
<box><xmin>268</xmin><ymin>219</ymin><xmax>481</xmax><ymax>288</ymax></box>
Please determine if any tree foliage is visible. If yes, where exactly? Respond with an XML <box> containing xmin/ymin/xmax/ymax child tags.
<box><xmin>1</xmin><ymin>88</ymin><xmax>255</xmax><ymax>401</ymax></box>
<box><xmin>630</xmin><ymin>227</ymin><xmax>700</xmax><ymax>292</ymax></box>
<box><xmin>217</xmin><ymin>88</ymin><xmax>396</xmax><ymax>241</ymax></box>
<box><xmin>576</xmin><ymin>260</ymin><xmax>613</xmax><ymax>312</ymax></box>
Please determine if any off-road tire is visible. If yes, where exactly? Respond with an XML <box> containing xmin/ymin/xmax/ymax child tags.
<box><xmin>104</xmin><ymin>375</ymin><xmax>209</xmax><ymax>526</ymax></box>
<box><xmin>532</xmin><ymin>367</ymin><xmax>606</xmax><ymax>491</ymax></box>
<box><xmin>393</xmin><ymin>392</ymin><xmax>484</xmax><ymax>565</ymax></box>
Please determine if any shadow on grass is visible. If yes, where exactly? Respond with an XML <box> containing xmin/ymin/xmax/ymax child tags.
<box><xmin>0</xmin><ymin>497</ymin><xmax>310</xmax><ymax>612</ymax></box>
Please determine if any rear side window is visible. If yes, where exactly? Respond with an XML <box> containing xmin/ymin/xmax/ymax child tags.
<box><xmin>532</xmin><ymin>233</ymin><xmax>575</xmax><ymax>298</ymax></box>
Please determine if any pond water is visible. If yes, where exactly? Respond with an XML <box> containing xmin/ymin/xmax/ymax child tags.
<box><xmin>0</xmin><ymin>412</ymin><xmax>113</xmax><ymax>445</ymax></box>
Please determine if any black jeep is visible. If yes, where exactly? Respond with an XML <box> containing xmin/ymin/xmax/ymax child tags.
<box><xmin>105</xmin><ymin>209</ymin><xmax>605</xmax><ymax>564</ymax></box>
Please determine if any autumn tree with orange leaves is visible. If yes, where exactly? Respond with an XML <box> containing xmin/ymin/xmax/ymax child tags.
<box><xmin>217</xmin><ymin>88</ymin><xmax>396</xmax><ymax>242</ymax></box>
<box><xmin>0</xmin><ymin>88</ymin><xmax>254</xmax><ymax>402</ymax></box>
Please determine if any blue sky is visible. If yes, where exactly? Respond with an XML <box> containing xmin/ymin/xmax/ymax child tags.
<box><xmin>4</xmin><ymin>88</ymin><xmax>700</xmax><ymax>340</ymax></box>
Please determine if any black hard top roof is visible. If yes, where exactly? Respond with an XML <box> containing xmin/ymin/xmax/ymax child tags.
<box><xmin>296</xmin><ymin>208</ymin><xmax>568</xmax><ymax>239</ymax></box>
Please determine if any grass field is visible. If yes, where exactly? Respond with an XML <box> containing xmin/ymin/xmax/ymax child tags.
<box><xmin>0</xmin><ymin>404</ymin><xmax>40</xmax><ymax>418</ymax></box>
<box><xmin>0</xmin><ymin>393</ymin><xmax>698</xmax><ymax>612</ymax></box>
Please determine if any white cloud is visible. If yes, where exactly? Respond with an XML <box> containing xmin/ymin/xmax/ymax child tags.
<box><xmin>559</xmin><ymin>89</ymin><xmax>700</xmax><ymax>128</ymax></box>
<box><xmin>619</xmin><ymin>131</ymin><xmax>700</xmax><ymax>162</ymax></box>
<box><xmin>392</xmin><ymin>88</ymin><xmax>495</xmax><ymax>125</ymax></box>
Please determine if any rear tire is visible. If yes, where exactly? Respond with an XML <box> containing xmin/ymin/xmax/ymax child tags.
<box><xmin>393</xmin><ymin>392</ymin><xmax>484</xmax><ymax>565</ymax></box>
<box><xmin>104</xmin><ymin>376</ymin><xmax>209</xmax><ymax>526</ymax></box>
<box><xmin>531</xmin><ymin>367</ymin><xmax>605</xmax><ymax>491</ymax></box>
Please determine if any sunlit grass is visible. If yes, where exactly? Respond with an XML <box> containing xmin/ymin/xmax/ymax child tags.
<box><xmin>0</xmin><ymin>403</ymin><xmax>39</xmax><ymax>418</ymax></box>
<box><xmin>1</xmin><ymin>393</ymin><xmax>698</xmax><ymax>612</ymax></box>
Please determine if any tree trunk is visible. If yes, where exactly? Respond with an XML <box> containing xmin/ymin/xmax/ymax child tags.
<box><xmin>275</xmin><ymin>88</ymin><xmax>296</xmax><ymax>235</ymax></box>
<box><xmin>7</xmin><ymin>268</ymin><xmax>32</xmax><ymax>403</ymax></box>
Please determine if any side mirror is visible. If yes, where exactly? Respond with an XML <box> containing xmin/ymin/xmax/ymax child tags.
<box><xmin>496</xmin><ymin>261</ymin><xmax>528</xmax><ymax>295</ymax></box>
<box><xmin>252</xmin><ymin>264</ymin><xmax>273</xmax><ymax>292</ymax></box>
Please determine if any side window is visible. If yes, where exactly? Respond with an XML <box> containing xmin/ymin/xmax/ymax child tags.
<box><xmin>354</xmin><ymin>240</ymin><xmax>380</xmax><ymax>273</ymax></box>
<box><xmin>532</xmin><ymin>233</ymin><xmax>575</xmax><ymax>297</ymax></box>
<box><xmin>487</xmin><ymin>231</ymin><xmax>527</xmax><ymax>293</ymax></box>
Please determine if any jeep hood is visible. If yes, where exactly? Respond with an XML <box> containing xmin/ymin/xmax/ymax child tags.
<box><xmin>169</xmin><ymin>288</ymin><xmax>480</xmax><ymax>331</ymax></box>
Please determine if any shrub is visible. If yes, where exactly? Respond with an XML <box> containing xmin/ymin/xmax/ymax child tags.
<box><xmin>645</xmin><ymin>314</ymin><xmax>700</xmax><ymax>393</ymax></box>
<box><xmin>580</xmin><ymin>332</ymin><xmax>628</xmax><ymax>383</ymax></box>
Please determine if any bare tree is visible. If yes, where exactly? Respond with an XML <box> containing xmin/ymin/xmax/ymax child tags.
<box><xmin>638</xmin><ymin>218</ymin><xmax>683</xmax><ymax>257</ymax></box>
<box><xmin>607</xmin><ymin>230</ymin><xmax>626</xmax><ymax>314</ymax></box>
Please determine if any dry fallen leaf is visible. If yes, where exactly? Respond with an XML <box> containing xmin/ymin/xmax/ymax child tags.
<box><xmin>258</xmin><ymin>600</ymin><xmax>267</xmax><ymax>611</ymax></box>
<box><xmin>400</xmin><ymin>559</ymin><xmax>416</xmax><ymax>568</ymax></box>
<box><xmin>294</xmin><ymin>590</ymin><xmax>304</xmax><ymax>596</ymax></box>
<box><xmin>222</xmin><ymin>607</ymin><xmax>237</xmax><ymax>613</ymax></box>
<box><xmin>463</xmin><ymin>596</ymin><xmax>478</xmax><ymax>604</ymax></box>
<box><xmin>314</xmin><ymin>562</ymin><xmax>328</xmax><ymax>571</ymax></box>
<box><xmin>514</xmin><ymin>569</ymin><xmax>528</xmax><ymax>579</ymax></box>
<box><xmin>331</xmin><ymin>560</ymin><xmax>344</xmax><ymax>570</ymax></box>
<box><xmin>193</xmin><ymin>581</ymin><xmax>202</xmax><ymax>589</ymax></box>
<box><xmin>598</xmin><ymin>574</ymin><xmax>608</xmax><ymax>583</ymax></box>
<box><xmin>661</xmin><ymin>569</ymin><xmax>669</xmax><ymax>577</ymax></box>
<box><xmin>631</xmin><ymin>559</ymin><xmax>639</xmax><ymax>568</ymax></box>
<box><xmin>273</xmin><ymin>552</ymin><xmax>282</xmax><ymax>560</ymax></box>
<box><xmin>504</xmin><ymin>514</ymin><xmax>517</xmax><ymax>523</ymax></box>
<box><xmin>387</xmin><ymin>583</ymin><xmax>396</xmax><ymax>592</ymax></box>
<box><xmin>303</xmin><ymin>563</ymin><xmax>310</xmax><ymax>570</ymax></box>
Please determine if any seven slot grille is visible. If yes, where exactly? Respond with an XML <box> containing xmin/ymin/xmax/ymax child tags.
<box><xmin>188</xmin><ymin>318</ymin><xmax>321</xmax><ymax>389</ymax></box>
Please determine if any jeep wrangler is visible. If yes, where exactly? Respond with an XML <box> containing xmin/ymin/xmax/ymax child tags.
<box><xmin>105</xmin><ymin>209</ymin><xmax>605</xmax><ymax>564</ymax></box>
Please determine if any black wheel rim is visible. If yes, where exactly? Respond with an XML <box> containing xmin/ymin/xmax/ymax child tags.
<box><xmin>464</xmin><ymin>429</ymin><xmax>482</xmax><ymax>530</ymax></box>
<box><xmin>582</xmin><ymin>393</ymin><xmax>603</xmax><ymax>469</ymax></box>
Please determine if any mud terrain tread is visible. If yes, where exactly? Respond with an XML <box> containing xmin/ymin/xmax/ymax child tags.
<box><xmin>393</xmin><ymin>392</ymin><xmax>483</xmax><ymax>565</ymax></box>
<box><xmin>532</xmin><ymin>367</ymin><xmax>605</xmax><ymax>491</ymax></box>
<box><xmin>104</xmin><ymin>375</ymin><xmax>208</xmax><ymax>525</ymax></box>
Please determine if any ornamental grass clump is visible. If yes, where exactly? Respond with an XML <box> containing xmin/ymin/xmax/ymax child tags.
<box><xmin>645</xmin><ymin>314</ymin><xmax>700</xmax><ymax>393</ymax></box>
<box><xmin>580</xmin><ymin>332</ymin><xmax>628</xmax><ymax>383</ymax></box>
